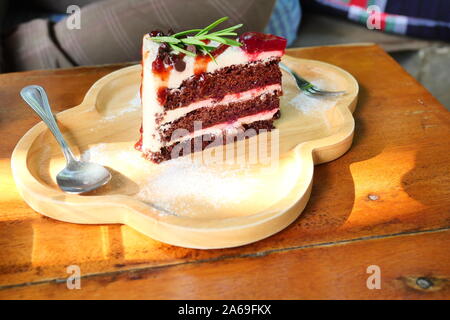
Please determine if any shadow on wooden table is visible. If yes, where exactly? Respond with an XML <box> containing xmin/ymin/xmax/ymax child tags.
<box><xmin>237</xmin><ymin>85</ymin><xmax>388</xmax><ymax>249</ymax></box>
<box><xmin>401</xmin><ymin>129</ymin><xmax>450</xmax><ymax>209</ymax></box>
<box><xmin>294</xmin><ymin>85</ymin><xmax>385</xmax><ymax>230</ymax></box>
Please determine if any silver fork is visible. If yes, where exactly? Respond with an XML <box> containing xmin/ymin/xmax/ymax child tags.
<box><xmin>280</xmin><ymin>62</ymin><xmax>346</xmax><ymax>97</ymax></box>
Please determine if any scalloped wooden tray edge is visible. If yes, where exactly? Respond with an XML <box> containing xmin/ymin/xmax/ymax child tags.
<box><xmin>11</xmin><ymin>56</ymin><xmax>358</xmax><ymax>249</ymax></box>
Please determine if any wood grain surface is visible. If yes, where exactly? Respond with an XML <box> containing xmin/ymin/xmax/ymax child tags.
<box><xmin>0</xmin><ymin>45</ymin><xmax>449</xmax><ymax>299</ymax></box>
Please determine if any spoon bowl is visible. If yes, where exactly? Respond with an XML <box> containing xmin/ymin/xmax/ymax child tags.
<box><xmin>20</xmin><ymin>85</ymin><xmax>111</xmax><ymax>194</ymax></box>
<box><xmin>57</xmin><ymin>161</ymin><xmax>111</xmax><ymax>194</ymax></box>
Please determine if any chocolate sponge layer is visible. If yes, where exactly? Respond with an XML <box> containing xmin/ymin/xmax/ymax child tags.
<box><xmin>164</xmin><ymin>58</ymin><xmax>282</xmax><ymax>109</ymax></box>
<box><xmin>144</xmin><ymin>119</ymin><xmax>276</xmax><ymax>163</ymax></box>
<box><xmin>160</xmin><ymin>91</ymin><xmax>281</xmax><ymax>142</ymax></box>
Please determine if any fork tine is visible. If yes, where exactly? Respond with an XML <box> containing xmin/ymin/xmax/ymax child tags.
<box><xmin>306</xmin><ymin>87</ymin><xmax>327</xmax><ymax>95</ymax></box>
<box><xmin>308</xmin><ymin>87</ymin><xmax>322</xmax><ymax>93</ymax></box>
<box><xmin>310</xmin><ymin>87</ymin><xmax>346</xmax><ymax>96</ymax></box>
<box><xmin>318</xmin><ymin>90</ymin><xmax>346</xmax><ymax>96</ymax></box>
<box><xmin>280</xmin><ymin>62</ymin><xmax>346</xmax><ymax>97</ymax></box>
<box><xmin>304</xmin><ymin>89</ymin><xmax>315</xmax><ymax>97</ymax></box>
<box><xmin>306</xmin><ymin>87</ymin><xmax>328</xmax><ymax>96</ymax></box>
<box><xmin>306</xmin><ymin>87</ymin><xmax>345</xmax><ymax>97</ymax></box>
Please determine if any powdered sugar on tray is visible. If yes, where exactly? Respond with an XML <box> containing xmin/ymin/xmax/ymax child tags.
<box><xmin>80</xmin><ymin>143</ymin><xmax>109</xmax><ymax>165</ymax></box>
<box><xmin>100</xmin><ymin>92</ymin><xmax>141</xmax><ymax>122</ymax></box>
<box><xmin>283</xmin><ymin>70</ymin><xmax>340</xmax><ymax>115</ymax></box>
<box><xmin>129</xmin><ymin>91</ymin><xmax>141</xmax><ymax>107</ymax></box>
<box><xmin>79</xmin><ymin>145</ymin><xmax>275</xmax><ymax>217</ymax></box>
<box><xmin>81</xmin><ymin>143</ymin><xmax>148</xmax><ymax>170</ymax></box>
<box><xmin>101</xmin><ymin>105</ymin><xmax>139</xmax><ymax>122</ymax></box>
<box><xmin>289</xmin><ymin>90</ymin><xmax>338</xmax><ymax>115</ymax></box>
<box><xmin>135</xmin><ymin>157</ymin><xmax>262</xmax><ymax>216</ymax></box>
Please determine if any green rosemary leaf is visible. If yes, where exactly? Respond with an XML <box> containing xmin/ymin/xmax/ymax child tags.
<box><xmin>149</xmin><ymin>36</ymin><xmax>180</xmax><ymax>44</ymax></box>
<box><xmin>215</xmin><ymin>24</ymin><xmax>243</xmax><ymax>34</ymax></box>
<box><xmin>171</xmin><ymin>29</ymin><xmax>202</xmax><ymax>38</ymax></box>
<box><xmin>220</xmin><ymin>38</ymin><xmax>242</xmax><ymax>47</ymax></box>
<box><xmin>149</xmin><ymin>17</ymin><xmax>243</xmax><ymax>55</ymax></box>
<box><xmin>201</xmin><ymin>45</ymin><xmax>217</xmax><ymax>52</ymax></box>
<box><xmin>206</xmin><ymin>51</ymin><xmax>217</xmax><ymax>64</ymax></box>
<box><xmin>205</xmin><ymin>34</ymin><xmax>241</xmax><ymax>46</ymax></box>
<box><xmin>202</xmin><ymin>35</ymin><xmax>225</xmax><ymax>43</ymax></box>
<box><xmin>169</xmin><ymin>44</ymin><xmax>196</xmax><ymax>56</ymax></box>
<box><xmin>196</xmin><ymin>16</ymin><xmax>229</xmax><ymax>36</ymax></box>
<box><xmin>180</xmin><ymin>38</ymin><xmax>207</xmax><ymax>46</ymax></box>
<box><xmin>213</xmin><ymin>32</ymin><xmax>237</xmax><ymax>37</ymax></box>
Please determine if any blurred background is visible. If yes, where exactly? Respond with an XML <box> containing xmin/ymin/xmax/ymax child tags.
<box><xmin>294</xmin><ymin>1</ymin><xmax>450</xmax><ymax>110</ymax></box>
<box><xmin>1</xmin><ymin>0</ymin><xmax>449</xmax><ymax>108</ymax></box>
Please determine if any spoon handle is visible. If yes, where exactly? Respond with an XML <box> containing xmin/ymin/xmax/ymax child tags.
<box><xmin>20</xmin><ymin>85</ymin><xmax>76</xmax><ymax>163</ymax></box>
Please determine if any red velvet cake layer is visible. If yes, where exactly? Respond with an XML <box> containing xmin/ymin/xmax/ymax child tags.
<box><xmin>163</xmin><ymin>58</ymin><xmax>281</xmax><ymax>110</ymax></box>
<box><xmin>143</xmin><ymin>120</ymin><xmax>276</xmax><ymax>163</ymax></box>
<box><xmin>160</xmin><ymin>91</ymin><xmax>281</xmax><ymax>142</ymax></box>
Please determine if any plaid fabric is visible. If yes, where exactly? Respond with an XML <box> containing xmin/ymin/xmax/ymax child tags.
<box><xmin>4</xmin><ymin>0</ymin><xmax>276</xmax><ymax>71</ymax></box>
<box><xmin>265</xmin><ymin>0</ymin><xmax>302</xmax><ymax>46</ymax></box>
<box><xmin>4</xmin><ymin>19</ymin><xmax>75</xmax><ymax>71</ymax></box>
<box><xmin>305</xmin><ymin>0</ymin><xmax>450</xmax><ymax>41</ymax></box>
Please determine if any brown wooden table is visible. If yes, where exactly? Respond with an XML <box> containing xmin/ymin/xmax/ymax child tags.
<box><xmin>0</xmin><ymin>44</ymin><xmax>449</xmax><ymax>300</ymax></box>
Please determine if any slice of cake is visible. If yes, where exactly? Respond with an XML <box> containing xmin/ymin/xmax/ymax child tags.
<box><xmin>135</xmin><ymin>17</ymin><xmax>287</xmax><ymax>163</ymax></box>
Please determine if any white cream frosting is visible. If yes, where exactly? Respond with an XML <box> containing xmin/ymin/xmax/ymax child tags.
<box><xmin>141</xmin><ymin>34</ymin><xmax>283</xmax><ymax>153</ymax></box>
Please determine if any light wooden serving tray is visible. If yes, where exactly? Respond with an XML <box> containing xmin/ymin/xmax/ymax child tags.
<box><xmin>11</xmin><ymin>56</ymin><xmax>358</xmax><ymax>249</ymax></box>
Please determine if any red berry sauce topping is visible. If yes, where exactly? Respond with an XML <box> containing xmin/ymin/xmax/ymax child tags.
<box><xmin>135</xmin><ymin>124</ymin><xmax>143</xmax><ymax>151</ymax></box>
<box><xmin>211</xmin><ymin>44</ymin><xmax>229</xmax><ymax>57</ymax></box>
<box><xmin>238</xmin><ymin>32</ymin><xmax>287</xmax><ymax>54</ymax></box>
<box><xmin>193</xmin><ymin>44</ymin><xmax>230</xmax><ymax>75</ymax></box>
<box><xmin>149</xmin><ymin>30</ymin><xmax>187</xmax><ymax>76</ymax></box>
<box><xmin>148</xmin><ymin>29</ymin><xmax>188</xmax><ymax>104</ymax></box>
<box><xmin>157</xmin><ymin>87</ymin><xmax>168</xmax><ymax>105</ymax></box>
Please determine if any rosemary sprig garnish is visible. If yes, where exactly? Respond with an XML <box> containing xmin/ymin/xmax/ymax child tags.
<box><xmin>149</xmin><ymin>17</ymin><xmax>243</xmax><ymax>59</ymax></box>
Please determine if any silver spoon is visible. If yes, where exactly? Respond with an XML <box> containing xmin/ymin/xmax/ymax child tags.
<box><xmin>20</xmin><ymin>85</ymin><xmax>111</xmax><ymax>194</ymax></box>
